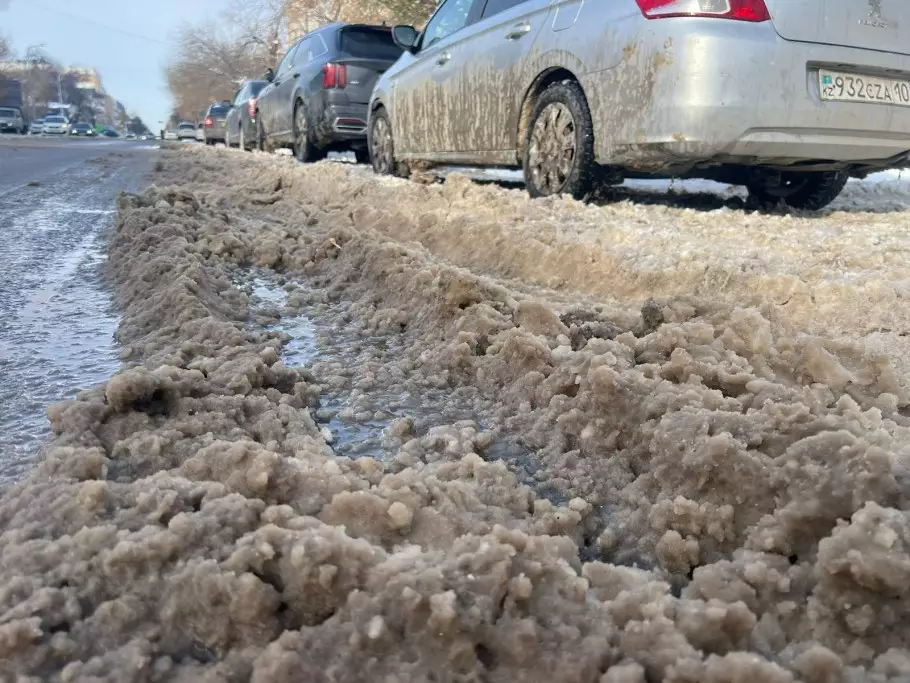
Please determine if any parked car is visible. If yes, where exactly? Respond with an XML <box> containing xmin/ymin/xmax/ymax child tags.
<box><xmin>70</xmin><ymin>122</ymin><xmax>96</xmax><ymax>137</ymax></box>
<box><xmin>369</xmin><ymin>0</ymin><xmax>910</xmax><ymax>210</ymax></box>
<box><xmin>125</xmin><ymin>132</ymin><xmax>137</xmax><ymax>140</ymax></box>
<box><xmin>195</xmin><ymin>124</ymin><xmax>205</xmax><ymax>142</ymax></box>
<box><xmin>42</xmin><ymin>115</ymin><xmax>71</xmax><ymax>135</ymax></box>
<box><xmin>28</xmin><ymin>118</ymin><xmax>45</xmax><ymax>135</ymax></box>
<box><xmin>177</xmin><ymin>121</ymin><xmax>197</xmax><ymax>141</ymax></box>
<box><xmin>256</xmin><ymin>22</ymin><xmax>404</xmax><ymax>162</ymax></box>
<box><xmin>164</xmin><ymin>129</ymin><xmax>179</xmax><ymax>141</ymax></box>
<box><xmin>201</xmin><ymin>102</ymin><xmax>231</xmax><ymax>145</ymax></box>
<box><xmin>0</xmin><ymin>106</ymin><xmax>25</xmax><ymax>134</ymax></box>
<box><xmin>225</xmin><ymin>80</ymin><xmax>268</xmax><ymax>151</ymax></box>
<box><xmin>101</xmin><ymin>128</ymin><xmax>120</xmax><ymax>138</ymax></box>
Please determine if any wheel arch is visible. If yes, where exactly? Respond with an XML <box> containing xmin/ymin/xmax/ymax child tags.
<box><xmin>515</xmin><ymin>66</ymin><xmax>585</xmax><ymax>163</ymax></box>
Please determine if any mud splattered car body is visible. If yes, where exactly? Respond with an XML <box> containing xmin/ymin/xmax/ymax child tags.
<box><xmin>369</xmin><ymin>0</ymin><xmax>910</xmax><ymax>207</ymax></box>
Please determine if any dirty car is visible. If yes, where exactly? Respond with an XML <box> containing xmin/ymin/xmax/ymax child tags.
<box><xmin>368</xmin><ymin>0</ymin><xmax>910</xmax><ymax>209</ymax></box>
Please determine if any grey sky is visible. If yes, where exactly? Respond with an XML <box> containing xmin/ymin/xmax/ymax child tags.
<box><xmin>1</xmin><ymin>0</ymin><xmax>228</xmax><ymax>127</ymax></box>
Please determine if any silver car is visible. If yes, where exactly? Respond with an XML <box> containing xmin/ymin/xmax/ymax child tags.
<box><xmin>42</xmin><ymin>115</ymin><xmax>71</xmax><ymax>135</ymax></box>
<box><xmin>0</xmin><ymin>107</ymin><xmax>25</xmax><ymax>134</ymax></box>
<box><xmin>369</xmin><ymin>0</ymin><xmax>910</xmax><ymax>209</ymax></box>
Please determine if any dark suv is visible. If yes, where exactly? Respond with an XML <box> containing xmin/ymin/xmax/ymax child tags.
<box><xmin>255</xmin><ymin>23</ymin><xmax>403</xmax><ymax>163</ymax></box>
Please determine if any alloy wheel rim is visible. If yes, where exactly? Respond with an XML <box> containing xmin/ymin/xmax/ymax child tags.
<box><xmin>527</xmin><ymin>103</ymin><xmax>577</xmax><ymax>195</ymax></box>
<box><xmin>371</xmin><ymin>117</ymin><xmax>392</xmax><ymax>172</ymax></box>
<box><xmin>295</xmin><ymin>107</ymin><xmax>307</xmax><ymax>155</ymax></box>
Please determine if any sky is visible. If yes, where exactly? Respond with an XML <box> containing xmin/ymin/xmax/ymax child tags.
<box><xmin>0</xmin><ymin>0</ymin><xmax>228</xmax><ymax>127</ymax></box>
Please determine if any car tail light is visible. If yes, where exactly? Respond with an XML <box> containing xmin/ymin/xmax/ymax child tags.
<box><xmin>248</xmin><ymin>97</ymin><xmax>257</xmax><ymax>118</ymax></box>
<box><xmin>635</xmin><ymin>0</ymin><xmax>770</xmax><ymax>21</ymax></box>
<box><xmin>204</xmin><ymin>116</ymin><xmax>214</xmax><ymax>127</ymax></box>
<box><xmin>323</xmin><ymin>63</ymin><xmax>347</xmax><ymax>89</ymax></box>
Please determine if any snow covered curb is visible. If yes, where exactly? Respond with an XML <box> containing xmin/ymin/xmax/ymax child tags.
<box><xmin>2</xmin><ymin>149</ymin><xmax>910</xmax><ymax>681</ymax></box>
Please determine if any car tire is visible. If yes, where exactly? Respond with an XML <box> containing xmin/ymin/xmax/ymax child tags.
<box><xmin>256</xmin><ymin>119</ymin><xmax>266</xmax><ymax>152</ymax></box>
<box><xmin>747</xmin><ymin>171</ymin><xmax>849</xmax><ymax>211</ymax></box>
<box><xmin>522</xmin><ymin>80</ymin><xmax>596</xmax><ymax>200</ymax></box>
<box><xmin>369</xmin><ymin>107</ymin><xmax>408</xmax><ymax>177</ymax></box>
<box><xmin>292</xmin><ymin>101</ymin><xmax>324</xmax><ymax>163</ymax></box>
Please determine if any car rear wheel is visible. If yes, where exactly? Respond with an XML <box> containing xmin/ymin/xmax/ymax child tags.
<box><xmin>747</xmin><ymin>171</ymin><xmax>849</xmax><ymax>211</ymax></box>
<box><xmin>293</xmin><ymin>102</ymin><xmax>324</xmax><ymax>163</ymax></box>
<box><xmin>256</xmin><ymin>119</ymin><xmax>267</xmax><ymax>152</ymax></box>
<box><xmin>523</xmin><ymin>81</ymin><xmax>595</xmax><ymax>200</ymax></box>
<box><xmin>369</xmin><ymin>108</ymin><xmax>408</xmax><ymax>177</ymax></box>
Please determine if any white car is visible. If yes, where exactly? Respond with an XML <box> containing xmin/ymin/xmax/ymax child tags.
<box><xmin>164</xmin><ymin>129</ymin><xmax>179</xmax><ymax>141</ymax></box>
<box><xmin>176</xmin><ymin>122</ymin><xmax>197</xmax><ymax>141</ymax></box>
<box><xmin>42</xmin><ymin>115</ymin><xmax>71</xmax><ymax>135</ymax></box>
<box><xmin>28</xmin><ymin>119</ymin><xmax>45</xmax><ymax>135</ymax></box>
<box><xmin>195</xmin><ymin>125</ymin><xmax>204</xmax><ymax>142</ymax></box>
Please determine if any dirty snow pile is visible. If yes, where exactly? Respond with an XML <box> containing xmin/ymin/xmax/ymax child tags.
<box><xmin>2</xmin><ymin>148</ymin><xmax>910</xmax><ymax>683</ymax></box>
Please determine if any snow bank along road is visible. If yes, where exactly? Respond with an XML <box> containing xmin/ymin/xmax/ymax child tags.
<box><xmin>0</xmin><ymin>141</ymin><xmax>158</xmax><ymax>481</ymax></box>
<box><xmin>2</xmin><ymin>146</ymin><xmax>910</xmax><ymax>682</ymax></box>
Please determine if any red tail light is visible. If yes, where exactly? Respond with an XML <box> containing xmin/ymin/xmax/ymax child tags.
<box><xmin>323</xmin><ymin>63</ymin><xmax>347</xmax><ymax>89</ymax></box>
<box><xmin>204</xmin><ymin>116</ymin><xmax>214</xmax><ymax>128</ymax></box>
<box><xmin>248</xmin><ymin>97</ymin><xmax>257</xmax><ymax>118</ymax></box>
<box><xmin>635</xmin><ymin>0</ymin><xmax>770</xmax><ymax>21</ymax></box>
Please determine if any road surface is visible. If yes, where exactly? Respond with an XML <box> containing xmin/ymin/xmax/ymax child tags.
<box><xmin>0</xmin><ymin>135</ymin><xmax>159</xmax><ymax>481</ymax></box>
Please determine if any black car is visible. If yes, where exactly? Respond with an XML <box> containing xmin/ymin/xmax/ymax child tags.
<box><xmin>101</xmin><ymin>128</ymin><xmax>119</xmax><ymax>138</ymax></box>
<box><xmin>70</xmin><ymin>122</ymin><xmax>96</xmax><ymax>137</ymax></box>
<box><xmin>225</xmin><ymin>80</ymin><xmax>268</xmax><ymax>151</ymax></box>
<box><xmin>256</xmin><ymin>22</ymin><xmax>404</xmax><ymax>163</ymax></box>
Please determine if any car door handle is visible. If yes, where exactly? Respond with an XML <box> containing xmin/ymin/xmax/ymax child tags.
<box><xmin>292</xmin><ymin>72</ymin><xmax>300</xmax><ymax>79</ymax></box>
<box><xmin>506</xmin><ymin>23</ymin><xmax>531</xmax><ymax>40</ymax></box>
<box><xmin>436</xmin><ymin>52</ymin><xmax>451</xmax><ymax>66</ymax></box>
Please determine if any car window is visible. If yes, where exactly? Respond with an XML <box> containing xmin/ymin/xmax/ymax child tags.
<box><xmin>293</xmin><ymin>37</ymin><xmax>312</xmax><ymax>65</ymax></box>
<box><xmin>339</xmin><ymin>27</ymin><xmax>403</xmax><ymax>61</ymax></box>
<box><xmin>209</xmin><ymin>104</ymin><xmax>231</xmax><ymax>115</ymax></box>
<box><xmin>250</xmin><ymin>81</ymin><xmax>267</xmax><ymax>97</ymax></box>
<box><xmin>422</xmin><ymin>0</ymin><xmax>475</xmax><ymax>49</ymax></box>
<box><xmin>0</xmin><ymin>108</ymin><xmax>17</xmax><ymax>117</ymax></box>
<box><xmin>310</xmin><ymin>34</ymin><xmax>328</xmax><ymax>60</ymax></box>
<box><xmin>481</xmin><ymin>0</ymin><xmax>529</xmax><ymax>18</ymax></box>
<box><xmin>233</xmin><ymin>86</ymin><xmax>246</xmax><ymax>105</ymax></box>
<box><xmin>46</xmin><ymin>116</ymin><xmax>65</xmax><ymax>123</ymax></box>
<box><xmin>276</xmin><ymin>40</ymin><xmax>301</xmax><ymax>74</ymax></box>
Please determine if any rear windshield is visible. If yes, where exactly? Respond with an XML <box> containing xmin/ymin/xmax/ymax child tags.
<box><xmin>249</xmin><ymin>81</ymin><xmax>267</xmax><ymax>97</ymax></box>
<box><xmin>46</xmin><ymin>116</ymin><xmax>65</xmax><ymax>123</ymax></box>
<box><xmin>75</xmin><ymin>124</ymin><xmax>91</xmax><ymax>129</ymax></box>
<box><xmin>179</xmin><ymin>123</ymin><xmax>195</xmax><ymax>129</ymax></box>
<box><xmin>0</xmin><ymin>108</ymin><xmax>18</xmax><ymax>117</ymax></box>
<box><xmin>209</xmin><ymin>105</ymin><xmax>230</xmax><ymax>115</ymax></box>
<box><xmin>339</xmin><ymin>27</ymin><xmax>403</xmax><ymax>61</ymax></box>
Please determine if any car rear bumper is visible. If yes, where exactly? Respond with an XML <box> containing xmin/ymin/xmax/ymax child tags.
<box><xmin>314</xmin><ymin>103</ymin><xmax>369</xmax><ymax>144</ymax></box>
<box><xmin>583</xmin><ymin>19</ymin><xmax>910</xmax><ymax>172</ymax></box>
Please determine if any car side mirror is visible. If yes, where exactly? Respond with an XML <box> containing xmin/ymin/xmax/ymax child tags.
<box><xmin>392</xmin><ymin>25</ymin><xmax>419</xmax><ymax>53</ymax></box>
<box><xmin>264</xmin><ymin>67</ymin><xmax>275</xmax><ymax>82</ymax></box>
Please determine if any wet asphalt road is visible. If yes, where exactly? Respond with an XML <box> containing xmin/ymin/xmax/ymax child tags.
<box><xmin>0</xmin><ymin>135</ymin><xmax>159</xmax><ymax>481</ymax></box>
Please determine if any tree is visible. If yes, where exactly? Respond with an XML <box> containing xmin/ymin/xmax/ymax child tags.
<box><xmin>370</xmin><ymin>0</ymin><xmax>437</xmax><ymax>25</ymax></box>
<box><xmin>0</xmin><ymin>35</ymin><xmax>12</xmax><ymax>62</ymax></box>
<box><xmin>165</xmin><ymin>20</ymin><xmax>270</xmax><ymax>119</ymax></box>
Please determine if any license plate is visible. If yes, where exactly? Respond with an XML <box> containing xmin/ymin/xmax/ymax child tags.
<box><xmin>819</xmin><ymin>69</ymin><xmax>910</xmax><ymax>106</ymax></box>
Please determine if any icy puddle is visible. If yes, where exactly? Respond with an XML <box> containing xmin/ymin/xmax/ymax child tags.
<box><xmin>239</xmin><ymin>272</ymin><xmax>543</xmax><ymax>486</ymax></box>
